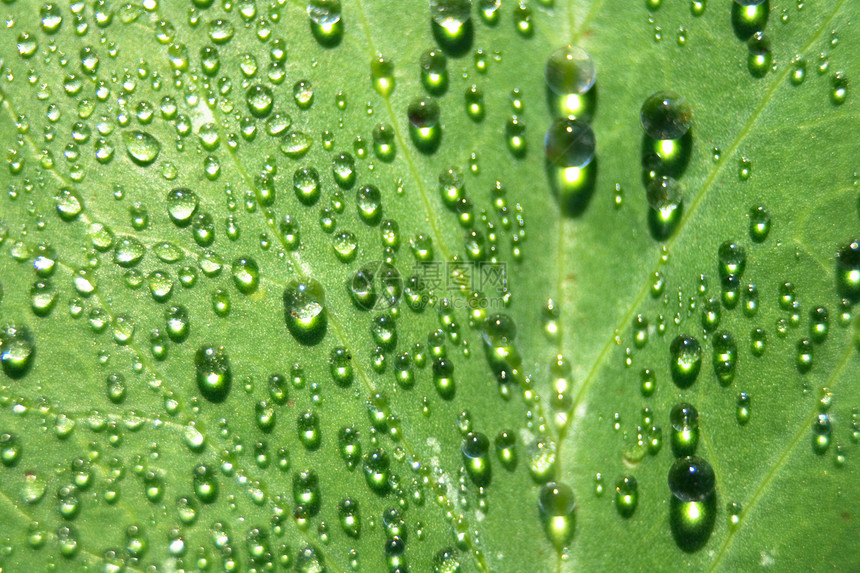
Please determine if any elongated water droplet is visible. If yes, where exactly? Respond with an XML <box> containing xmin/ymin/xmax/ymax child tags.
<box><xmin>836</xmin><ymin>240</ymin><xmax>860</xmax><ymax>303</ymax></box>
<box><xmin>462</xmin><ymin>432</ymin><xmax>491</xmax><ymax>486</ymax></box>
<box><xmin>671</xmin><ymin>402</ymin><xmax>699</xmax><ymax>456</ymax></box>
<box><xmin>615</xmin><ymin>476</ymin><xmax>638</xmax><ymax>517</ymax></box>
<box><xmin>0</xmin><ymin>324</ymin><xmax>35</xmax><ymax>378</ymax></box>
<box><xmin>670</xmin><ymin>335</ymin><xmax>701</xmax><ymax>388</ymax></box>
<box><xmin>195</xmin><ymin>346</ymin><xmax>231</xmax><ymax>402</ymax></box>
<box><xmin>538</xmin><ymin>481</ymin><xmax>575</xmax><ymax>551</ymax></box>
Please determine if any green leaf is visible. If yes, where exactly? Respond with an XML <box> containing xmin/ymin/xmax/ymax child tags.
<box><xmin>0</xmin><ymin>0</ymin><xmax>858</xmax><ymax>571</ymax></box>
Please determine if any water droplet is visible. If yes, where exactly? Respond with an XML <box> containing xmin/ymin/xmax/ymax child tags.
<box><xmin>812</xmin><ymin>413</ymin><xmax>831</xmax><ymax>454</ymax></box>
<box><xmin>670</xmin><ymin>402</ymin><xmax>699</xmax><ymax>456</ymax></box>
<box><xmin>640</xmin><ymin>368</ymin><xmax>656</xmax><ymax>397</ymax></box>
<box><xmin>669</xmin><ymin>335</ymin><xmax>701</xmax><ymax>388</ymax></box>
<box><xmin>231</xmin><ymin>257</ymin><xmax>260</xmax><ymax>295</ymax></box>
<box><xmin>245</xmin><ymin>84</ymin><xmax>274</xmax><ymax>118</ymax></box>
<box><xmin>283</xmin><ymin>279</ymin><xmax>327</xmax><ymax>345</ymax></box>
<box><xmin>371</xmin><ymin>55</ymin><xmax>396</xmax><ymax>97</ymax></box>
<box><xmin>831</xmin><ymin>71</ymin><xmax>848</xmax><ymax>105</ymax></box>
<box><xmin>668</xmin><ymin>456</ymin><xmax>715</xmax><ymax>502</ymax></box>
<box><xmin>421</xmin><ymin>49</ymin><xmax>449</xmax><ymax>95</ymax></box>
<box><xmin>0</xmin><ymin>324</ymin><xmax>35</xmax><ymax>378</ymax></box>
<box><xmin>749</xmin><ymin>204</ymin><xmax>771</xmax><ymax>242</ymax></box>
<box><xmin>640</xmin><ymin>91</ymin><xmax>692</xmax><ymax>140</ymax></box>
<box><xmin>464</xmin><ymin>85</ymin><xmax>485</xmax><ymax>121</ymax></box>
<box><xmin>506</xmin><ymin>116</ymin><xmax>527</xmax><ymax>158</ymax></box>
<box><xmin>408</xmin><ymin>97</ymin><xmax>441</xmax><ymax>152</ymax></box>
<box><xmin>732</xmin><ymin>0</ymin><xmax>768</xmax><ymax>39</ymax></box>
<box><xmin>538</xmin><ymin>481</ymin><xmax>575</xmax><ymax>551</ymax></box>
<box><xmin>736</xmin><ymin>392</ymin><xmax>751</xmax><ymax>425</ymax></box>
<box><xmin>167</xmin><ymin>188</ymin><xmax>199</xmax><ymax>226</ymax></box>
<box><xmin>462</xmin><ymin>432</ymin><xmax>491</xmax><ymax>486</ymax></box>
<box><xmin>356</xmin><ymin>185</ymin><xmax>383</xmax><ymax>225</ymax></box>
<box><xmin>712</xmin><ymin>331</ymin><xmax>737</xmax><ymax>385</ymax></box>
<box><xmin>513</xmin><ymin>2</ymin><xmax>533</xmax><ymax>37</ymax></box>
<box><xmin>528</xmin><ymin>437</ymin><xmax>557</xmax><ymax>483</ymax></box>
<box><xmin>330</xmin><ymin>347</ymin><xmax>353</xmax><ymax>387</ymax></box>
<box><xmin>790</xmin><ymin>55</ymin><xmax>807</xmax><ymax>85</ymax></box>
<box><xmin>701</xmin><ymin>297</ymin><xmax>721</xmax><ymax>331</ymax></box>
<box><xmin>836</xmin><ymin>240</ymin><xmax>860</xmax><ymax>303</ymax></box>
<box><xmin>646</xmin><ymin>176</ymin><xmax>683</xmax><ymax>238</ymax></box>
<box><xmin>195</xmin><ymin>345</ymin><xmax>232</xmax><ymax>402</ymax></box>
<box><xmin>338</xmin><ymin>498</ymin><xmax>361</xmax><ymax>537</ymax></box>
<box><xmin>632</xmin><ymin>314</ymin><xmax>649</xmax><ymax>348</ymax></box>
<box><xmin>545</xmin><ymin>45</ymin><xmax>596</xmax><ymax>101</ymax></box>
<box><xmin>545</xmin><ymin>118</ymin><xmax>595</xmax><ymax>169</ymax></box>
<box><xmin>193</xmin><ymin>464</ymin><xmax>219</xmax><ymax>503</ymax></box>
<box><xmin>747</xmin><ymin>32</ymin><xmax>772</xmax><ymax>78</ymax></box>
<box><xmin>123</xmin><ymin>130</ymin><xmax>161</xmax><ymax>165</ymax></box>
<box><xmin>430</xmin><ymin>0</ymin><xmax>472</xmax><ymax>37</ymax></box>
<box><xmin>738</xmin><ymin>156</ymin><xmax>752</xmax><ymax>180</ymax></box>
<box><xmin>297</xmin><ymin>411</ymin><xmax>322</xmax><ymax>451</ymax></box>
<box><xmin>796</xmin><ymin>338</ymin><xmax>814</xmax><ymax>373</ymax></box>
<box><xmin>364</xmin><ymin>449</ymin><xmax>391</xmax><ymax>494</ymax></box>
<box><xmin>717</xmin><ymin>242</ymin><xmax>746</xmax><ymax>278</ymax></box>
<box><xmin>432</xmin><ymin>357</ymin><xmax>456</xmax><ymax>399</ymax></box>
<box><xmin>615</xmin><ymin>475</ymin><xmax>638</xmax><ymax>518</ymax></box>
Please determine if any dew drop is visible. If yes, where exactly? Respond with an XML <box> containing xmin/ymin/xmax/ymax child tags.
<box><xmin>231</xmin><ymin>257</ymin><xmax>260</xmax><ymax>295</ymax></box>
<box><xmin>669</xmin><ymin>335</ymin><xmax>701</xmax><ymax>388</ymax></box>
<box><xmin>835</xmin><ymin>240</ymin><xmax>860</xmax><ymax>302</ymax></box>
<box><xmin>430</xmin><ymin>0</ymin><xmax>472</xmax><ymax>36</ymax></box>
<box><xmin>123</xmin><ymin>130</ymin><xmax>161</xmax><ymax>166</ymax></box>
<box><xmin>749</xmin><ymin>204</ymin><xmax>771</xmax><ymax>242</ymax></box>
<box><xmin>668</xmin><ymin>456</ymin><xmax>715</xmax><ymax>502</ymax></box>
<box><xmin>545</xmin><ymin>45</ymin><xmax>596</xmax><ymax>97</ymax></box>
<box><xmin>0</xmin><ymin>324</ymin><xmax>36</xmax><ymax>378</ymax></box>
<box><xmin>371</xmin><ymin>56</ymin><xmax>396</xmax><ymax>98</ymax></box>
<box><xmin>736</xmin><ymin>392</ymin><xmax>751</xmax><ymax>425</ymax></box>
<box><xmin>538</xmin><ymin>481</ymin><xmax>575</xmax><ymax>551</ymax></box>
<box><xmin>195</xmin><ymin>345</ymin><xmax>232</xmax><ymax>402</ymax></box>
<box><xmin>167</xmin><ymin>188</ymin><xmax>199</xmax><ymax>226</ymax></box>
<box><xmin>615</xmin><ymin>476</ymin><xmax>638</xmax><ymax>518</ymax></box>
<box><xmin>421</xmin><ymin>49</ymin><xmax>449</xmax><ymax>95</ymax></box>
<box><xmin>193</xmin><ymin>464</ymin><xmax>219</xmax><ymax>503</ymax></box>
<box><xmin>640</xmin><ymin>91</ymin><xmax>692</xmax><ymax>140</ymax></box>
<box><xmin>712</xmin><ymin>331</ymin><xmax>737</xmax><ymax>385</ymax></box>
<box><xmin>670</xmin><ymin>402</ymin><xmax>699</xmax><ymax>456</ymax></box>
<box><xmin>283</xmin><ymin>279</ymin><xmax>327</xmax><ymax>345</ymax></box>
<box><xmin>544</xmin><ymin>118</ymin><xmax>595</xmax><ymax>169</ymax></box>
<box><xmin>812</xmin><ymin>413</ymin><xmax>831</xmax><ymax>454</ymax></box>
<box><xmin>461</xmin><ymin>432</ymin><xmax>492</xmax><ymax>486</ymax></box>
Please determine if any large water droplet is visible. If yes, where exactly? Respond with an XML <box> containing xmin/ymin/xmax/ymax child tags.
<box><xmin>123</xmin><ymin>130</ymin><xmax>161</xmax><ymax>165</ymax></box>
<box><xmin>538</xmin><ymin>481</ymin><xmax>575</xmax><ymax>551</ymax></box>
<box><xmin>668</xmin><ymin>456</ymin><xmax>715</xmax><ymax>502</ymax></box>
<box><xmin>0</xmin><ymin>324</ymin><xmax>35</xmax><ymax>378</ymax></box>
<box><xmin>195</xmin><ymin>345</ymin><xmax>231</xmax><ymax>402</ymax></box>
<box><xmin>670</xmin><ymin>335</ymin><xmax>701</xmax><ymax>388</ymax></box>
<box><xmin>545</xmin><ymin>45</ymin><xmax>596</xmax><ymax>97</ymax></box>
<box><xmin>670</xmin><ymin>402</ymin><xmax>699</xmax><ymax>456</ymax></box>
<box><xmin>461</xmin><ymin>432</ymin><xmax>491</xmax><ymax>486</ymax></box>
<box><xmin>283</xmin><ymin>279</ymin><xmax>327</xmax><ymax>345</ymax></box>
<box><xmin>640</xmin><ymin>91</ymin><xmax>692</xmax><ymax>140</ymax></box>
<box><xmin>835</xmin><ymin>240</ymin><xmax>860</xmax><ymax>303</ymax></box>
<box><xmin>615</xmin><ymin>475</ymin><xmax>638</xmax><ymax>518</ymax></box>
<box><xmin>545</xmin><ymin>118</ymin><xmax>595</xmax><ymax>169</ymax></box>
